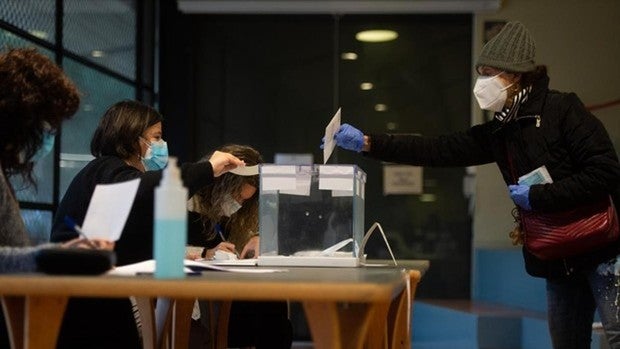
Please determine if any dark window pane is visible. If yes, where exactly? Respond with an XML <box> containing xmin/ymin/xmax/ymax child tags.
<box><xmin>64</xmin><ymin>0</ymin><xmax>136</xmax><ymax>79</ymax></box>
<box><xmin>0</xmin><ymin>0</ymin><xmax>56</xmax><ymax>44</ymax></box>
<box><xmin>0</xmin><ymin>28</ymin><xmax>54</xmax><ymax>53</ymax></box>
<box><xmin>12</xmin><ymin>153</ymin><xmax>55</xmax><ymax>204</ymax></box>
<box><xmin>60</xmin><ymin>57</ymin><xmax>135</xmax><ymax>199</ymax></box>
<box><xmin>21</xmin><ymin>209</ymin><xmax>53</xmax><ymax>244</ymax></box>
<box><xmin>0</xmin><ymin>30</ymin><xmax>56</xmax><ymax>204</ymax></box>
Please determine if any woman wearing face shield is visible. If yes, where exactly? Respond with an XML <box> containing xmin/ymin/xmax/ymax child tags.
<box><xmin>50</xmin><ymin>100</ymin><xmax>245</xmax><ymax>348</ymax></box>
<box><xmin>322</xmin><ymin>21</ymin><xmax>620</xmax><ymax>349</ymax></box>
<box><xmin>186</xmin><ymin>144</ymin><xmax>293</xmax><ymax>349</ymax></box>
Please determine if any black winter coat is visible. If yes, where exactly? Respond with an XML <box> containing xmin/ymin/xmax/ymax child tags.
<box><xmin>367</xmin><ymin>74</ymin><xmax>620</xmax><ymax>279</ymax></box>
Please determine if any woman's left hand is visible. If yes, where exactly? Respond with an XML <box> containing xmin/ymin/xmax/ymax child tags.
<box><xmin>240</xmin><ymin>235</ymin><xmax>259</xmax><ymax>259</ymax></box>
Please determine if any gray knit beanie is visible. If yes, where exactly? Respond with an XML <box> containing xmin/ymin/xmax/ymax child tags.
<box><xmin>476</xmin><ymin>21</ymin><xmax>536</xmax><ymax>73</ymax></box>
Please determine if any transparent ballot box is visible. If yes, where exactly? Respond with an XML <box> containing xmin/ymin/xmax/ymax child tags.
<box><xmin>257</xmin><ymin>164</ymin><xmax>367</xmax><ymax>267</ymax></box>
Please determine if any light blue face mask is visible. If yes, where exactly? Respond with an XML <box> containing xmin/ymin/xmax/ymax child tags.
<box><xmin>141</xmin><ymin>138</ymin><xmax>169</xmax><ymax>171</ymax></box>
<box><xmin>30</xmin><ymin>129</ymin><xmax>56</xmax><ymax>162</ymax></box>
<box><xmin>221</xmin><ymin>194</ymin><xmax>242</xmax><ymax>217</ymax></box>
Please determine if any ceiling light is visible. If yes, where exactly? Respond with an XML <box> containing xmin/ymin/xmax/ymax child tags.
<box><xmin>356</xmin><ymin>30</ymin><xmax>398</xmax><ymax>43</ymax></box>
<box><xmin>28</xmin><ymin>30</ymin><xmax>48</xmax><ymax>40</ymax></box>
<box><xmin>375</xmin><ymin>104</ymin><xmax>388</xmax><ymax>112</ymax></box>
<box><xmin>90</xmin><ymin>50</ymin><xmax>105</xmax><ymax>58</ymax></box>
<box><xmin>341</xmin><ymin>52</ymin><xmax>358</xmax><ymax>60</ymax></box>
<box><xmin>360</xmin><ymin>82</ymin><xmax>373</xmax><ymax>90</ymax></box>
<box><xmin>386</xmin><ymin>122</ymin><xmax>398</xmax><ymax>130</ymax></box>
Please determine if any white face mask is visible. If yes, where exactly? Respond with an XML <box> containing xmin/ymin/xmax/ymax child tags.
<box><xmin>221</xmin><ymin>194</ymin><xmax>242</xmax><ymax>217</ymax></box>
<box><xmin>473</xmin><ymin>72</ymin><xmax>513</xmax><ymax>112</ymax></box>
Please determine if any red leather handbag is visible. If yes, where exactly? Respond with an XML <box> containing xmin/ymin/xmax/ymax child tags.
<box><xmin>519</xmin><ymin>196</ymin><xmax>619</xmax><ymax>260</ymax></box>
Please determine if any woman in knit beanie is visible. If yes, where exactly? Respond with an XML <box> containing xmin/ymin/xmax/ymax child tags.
<box><xmin>323</xmin><ymin>21</ymin><xmax>620</xmax><ymax>349</ymax></box>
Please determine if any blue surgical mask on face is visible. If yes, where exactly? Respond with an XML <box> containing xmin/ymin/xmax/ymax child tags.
<box><xmin>141</xmin><ymin>138</ymin><xmax>169</xmax><ymax>171</ymax></box>
<box><xmin>30</xmin><ymin>129</ymin><xmax>56</xmax><ymax>162</ymax></box>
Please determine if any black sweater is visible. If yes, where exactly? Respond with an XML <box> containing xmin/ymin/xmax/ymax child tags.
<box><xmin>49</xmin><ymin>156</ymin><xmax>215</xmax><ymax>348</ymax></box>
<box><xmin>51</xmin><ymin>156</ymin><xmax>214</xmax><ymax>265</ymax></box>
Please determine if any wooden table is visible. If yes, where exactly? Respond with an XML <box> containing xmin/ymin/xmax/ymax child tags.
<box><xmin>0</xmin><ymin>265</ymin><xmax>424</xmax><ymax>349</ymax></box>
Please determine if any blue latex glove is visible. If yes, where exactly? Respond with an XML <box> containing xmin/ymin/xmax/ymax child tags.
<box><xmin>334</xmin><ymin>123</ymin><xmax>364</xmax><ymax>152</ymax></box>
<box><xmin>508</xmin><ymin>184</ymin><xmax>531</xmax><ymax>210</ymax></box>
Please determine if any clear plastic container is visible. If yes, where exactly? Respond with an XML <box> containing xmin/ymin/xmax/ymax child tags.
<box><xmin>258</xmin><ymin>164</ymin><xmax>366</xmax><ymax>267</ymax></box>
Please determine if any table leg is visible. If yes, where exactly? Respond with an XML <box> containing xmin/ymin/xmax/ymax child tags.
<box><xmin>2</xmin><ymin>295</ymin><xmax>67</xmax><ymax>349</ymax></box>
<box><xmin>135</xmin><ymin>297</ymin><xmax>157</xmax><ymax>349</ymax></box>
<box><xmin>170</xmin><ymin>299</ymin><xmax>194</xmax><ymax>349</ymax></box>
<box><xmin>387</xmin><ymin>270</ymin><xmax>421</xmax><ymax>349</ymax></box>
<box><xmin>364</xmin><ymin>301</ymin><xmax>390</xmax><ymax>348</ymax></box>
<box><xmin>303</xmin><ymin>301</ymin><xmax>385</xmax><ymax>349</ymax></box>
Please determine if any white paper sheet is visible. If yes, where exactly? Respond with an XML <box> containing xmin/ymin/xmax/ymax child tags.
<box><xmin>323</xmin><ymin>108</ymin><xmax>341</xmax><ymax>164</ymax></box>
<box><xmin>279</xmin><ymin>173</ymin><xmax>312</xmax><ymax>196</ymax></box>
<box><xmin>318</xmin><ymin>165</ymin><xmax>354</xmax><ymax>191</ymax></box>
<box><xmin>260</xmin><ymin>165</ymin><xmax>297</xmax><ymax>191</ymax></box>
<box><xmin>82</xmin><ymin>178</ymin><xmax>140</xmax><ymax>241</ymax></box>
<box><xmin>229</xmin><ymin>165</ymin><xmax>259</xmax><ymax>176</ymax></box>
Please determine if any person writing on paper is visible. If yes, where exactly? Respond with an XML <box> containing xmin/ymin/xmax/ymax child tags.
<box><xmin>187</xmin><ymin>144</ymin><xmax>293</xmax><ymax>349</ymax></box>
<box><xmin>0</xmin><ymin>47</ymin><xmax>115</xmax><ymax>346</ymax></box>
<box><xmin>49</xmin><ymin>100</ymin><xmax>245</xmax><ymax>348</ymax></box>
<box><xmin>187</xmin><ymin>144</ymin><xmax>261</xmax><ymax>260</ymax></box>
<box><xmin>323</xmin><ymin>21</ymin><xmax>620</xmax><ymax>348</ymax></box>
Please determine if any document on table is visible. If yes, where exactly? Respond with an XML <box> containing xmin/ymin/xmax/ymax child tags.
<box><xmin>199</xmin><ymin>258</ymin><xmax>259</xmax><ymax>266</ymax></box>
<box><xmin>108</xmin><ymin>259</ymin><xmax>287</xmax><ymax>275</ymax></box>
<box><xmin>323</xmin><ymin>108</ymin><xmax>341</xmax><ymax>164</ymax></box>
<box><xmin>82</xmin><ymin>178</ymin><xmax>141</xmax><ymax>241</ymax></box>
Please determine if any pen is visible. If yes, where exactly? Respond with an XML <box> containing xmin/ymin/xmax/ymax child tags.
<box><xmin>64</xmin><ymin>216</ymin><xmax>99</xmax><ymax>249</ymax></box>
<box><xmin>215</xmin><ymin>223</ymin><xmax>240</xmax><ymax>258</ymax></box>
<box><xmin>215</xmin><ymin>223</ymin><xmax>226</xmax><ymax>242</ymax></box>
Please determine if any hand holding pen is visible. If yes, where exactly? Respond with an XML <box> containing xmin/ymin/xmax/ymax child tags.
<box><xmin>210</xmin><ymin>223</ymin><xmax>240</xmax><ymax>258</ymax></box>
<box><xmin>63</xmin><ymin>216</ymin><xmax>114</xmax><ymax>250</ymax></box>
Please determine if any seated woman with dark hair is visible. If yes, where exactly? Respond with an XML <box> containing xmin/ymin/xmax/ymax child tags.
<box><xmin>50</xmin><ymin>100</ymin><xmax>245</xmax><ymax>348</ymax></box>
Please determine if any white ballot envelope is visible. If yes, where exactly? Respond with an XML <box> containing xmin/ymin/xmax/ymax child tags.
<box><xmin>323</xmin><ymin>108</ymin><xmax>341</xmax><ymax>164</ymax></box>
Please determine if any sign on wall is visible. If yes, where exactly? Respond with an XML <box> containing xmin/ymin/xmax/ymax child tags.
<box><xmin>383</xmin><ymin>164</ymin><xmax>423</xmax><ymax>195</ymax></box>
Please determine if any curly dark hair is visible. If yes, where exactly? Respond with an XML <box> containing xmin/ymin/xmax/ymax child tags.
<box><xmin>0</xmin><ymin>47</ymin><xmax>80</xmax><ymax>184</ymax></box>
<box><xmin>190</xmin><ymin>144</ymin><xmax>263</xmax><ymax>250</ymax></box>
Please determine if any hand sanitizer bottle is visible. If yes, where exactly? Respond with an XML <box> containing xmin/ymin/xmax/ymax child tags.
<box><xmin>154</xmin><ymin>157</ymin><xmax>187</xmax><ymax>278</ymax></box>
